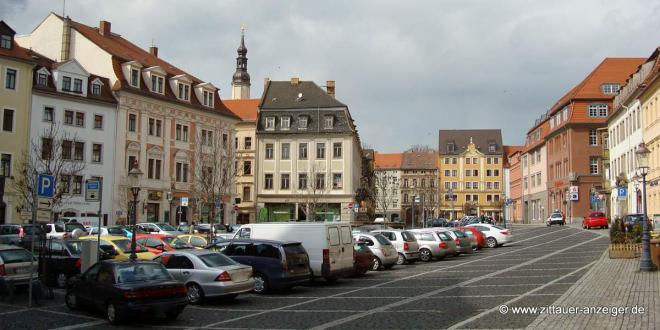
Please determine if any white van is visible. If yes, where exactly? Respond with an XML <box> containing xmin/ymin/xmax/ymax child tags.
<box><xmin>233</xmin><ymin>223</ymin><xmax>354</xmax><ymax>281</ymax></box>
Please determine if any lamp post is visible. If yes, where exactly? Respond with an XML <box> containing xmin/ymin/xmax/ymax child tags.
<box><xmin>635</xmin><ymin>142</ymin><xmax>655</xmax><ymax>271</ymax></box>
<box><xmin>128</xmin><ymin>164</ymin><xmax>143</xmax><ymax>262</ymax></box>
<box><xmin>501</xmin><ymin>193</ymin><xmax>506</xmax><ymax>228</ymax></box>
<box><xmin>448</xmin><ymin>187</ymin><xmax>454</xmax><ymax>220</ymax></box>
<box><xmin>632</xmin><ymin>174</ymin><xmax>640</xmax><ymax>214</ymax></box>
<box><xmin>166</xmin><ymin>191</ymin><xmax>173</xmax><ymax>226</ymax></box>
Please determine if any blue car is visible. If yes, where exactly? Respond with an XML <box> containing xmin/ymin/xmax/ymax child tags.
<box><xmin>208</xmin><ymin>239</ymin><xmax>311</xmax><ymax>293</ymax></box>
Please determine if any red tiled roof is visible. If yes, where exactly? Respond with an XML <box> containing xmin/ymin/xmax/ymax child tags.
<box><xmin>504</xmin><ymin>146</ymin><xmax>525</xmax><ymax>157</ymax></box>
<box><xmin>374</xmin><ymin>153</ymin><xmax>402</xmax><ymax>169</ymax></box>
<box><xmin>222</xmin><ymin>99</ymin><xmax>260</xmax><ymax>121</ymax></box>
<box><xmin>0</xmin><ymin>21</ymin><xmax>37</xmax><ymax>64</ymax></box>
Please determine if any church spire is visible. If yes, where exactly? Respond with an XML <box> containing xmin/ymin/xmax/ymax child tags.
<box><xmin>232</xmin><ymin>25</ymin><xmax>251</xmax><ymax>99</ymax></box>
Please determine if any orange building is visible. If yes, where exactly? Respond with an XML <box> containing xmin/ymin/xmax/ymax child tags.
<box><xmin>504</xmin><ymin>146</ymin><xmax>525</xmax><ymax>223</ymax></box>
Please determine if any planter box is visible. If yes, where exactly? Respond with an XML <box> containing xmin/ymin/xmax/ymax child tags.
<box><xmin>608</xmin><ymin>243</ymin><xmax>641</xmax><ymax>259</ymax></box>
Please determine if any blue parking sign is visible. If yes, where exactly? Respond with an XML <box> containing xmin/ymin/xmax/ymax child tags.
<box><xmin>38</xmin><ymin>174</ymin><xmax>55</xmax><ymax>197</ymax></box>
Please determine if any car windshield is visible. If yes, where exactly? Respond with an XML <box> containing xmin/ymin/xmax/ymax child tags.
<box><xmin>65</xmin><ymin>223</ymin><xmax>86</xmax><ymax>232</ymax></box>
<box><xmin>373</xmin><ymin>234</ymin><xmax>391</xmax><ymax>245</ymax></box>
<box><xmin>156</xmin><ymin>223</ymin><xmax>177</xmax><ymax>231</ymax></box>
<box><xmin>178</xmin><ymin>225</ymin><xmax>190</xmax><ymax>231</ymax></box>
<box><xmin>213</xmin><ymin>225</ymin><xmax>227</xmax><ymax>233</ymax></box>
<box><xmin>111</xmin><ymin>239</ymin><xmax>148</xmax><ymax>253</ymax></box>
<box><xmin>0</xmin><ymin>249</ymin><xmax>33</xmax><ymax>263</ymax></box>
<box><xmin>115</xmin><ymin>263</ymin><xmax>172</xmax><ymax>283</ymax></box>
<box><xmin>198</xmin><ymin>253</ymin><xmax>238</xmax><ymax>267</ymax></box>
<box><xmin>22</xmin><ymin>226</ymin><xmax>41</xmax><ymax>235</ymax></box>
<box><xmin>64</xmin><ymin>241</ymin><xmax>83</xmax><ymax>256</ymax></box>
<box><xmin>491</xmin><ymin>225</ymin><xmax>506</xmax><ymax>230</ymax></box>
<box><xmin>452</xmin><ymin>230</ymin><xmax>468</xmax><ymax>238</ymax></box>
<box><xmin>590</xmin><ymin>212</ymin><xmax>605</xmax><ymax>217</ymax></box>
<box><xmin>107</xmin><ymin>227</ymin><xmax>125</xmax><ymax>236</ymax></box>
<box><xmin>551</xmin><ymin>213</ymin><xmax>562</xmax><ymax>218</ymax></box>
<box><xmin>436</xmin><ymin>232</ymin><xmax>451</xmax><ymax>241</ymax></box>
<box><xmin>401</xmin><ymin>231</ymin><xmax>416</xmax><ymax>242</ymax></box>
<box><xmin>163</xmin><ymin>237</ymin><xmax>192</xmax><ymax>249</ymax></box>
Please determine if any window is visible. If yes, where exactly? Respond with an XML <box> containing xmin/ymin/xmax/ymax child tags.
<box><xmin>487</xmin><ymin>195</ymin><xmax>492</xmax><ymax>202</ymax></box>
<box><xmin>324</xmin><ymin>115</ymin><xmax>334</xmax><ymax>129</ymax></box>
<box><xmin>148</xmin><ymin>118</ymin><xmax>162</xmax><ymax>137</ymax></box>
<box><xmin>243</xmin><ymin>161</ymin><xmax>252</xmax><ymax>175</ymax></box>
<box><xmin>147</xmin><ymin>158</ymin><xmax>162</xmax><ymax>180</ymax></box>
<box><xmin>299</xmin><ymin>143</ymin><xmax>308</xmax><ymax>159</ymax></box>
<box><xmin>130</xmin><ymin>69</ymin><xmax>139</xmax><ymax>87</ymax></box>
<box><xmin>550</xmin><ymin>117</ymin><xmax>555</xmax><ymax>129</ymax></box>
<box><xmin>473</xmin><ymin>169</ymin><xmax>478</xmax><ymax>176</ymax></box>
<box><xmin>201</xmin><ymin>129</ymin><xmax>213</xmax><ymax>146</ymax></box>
<box><xmin>177</xmin><ymin>83</ymin><xmax>190</xmax><ymax>100</ymax></box>
<box><xmin>62</xmin><ymin>76</ymin><xmax>71</xmax><ymax>91</ymax></box>
<box><xmin>244</xmin><ymin>137</ymin><xmax>252</xmax><ymax>150</ymax></box>
<box><xmin>487</xmin><ymin>157</ymin><xmax>492</xmax><ymax>165</ymax></box>
<box><xmin>92</xmin><ymin>144</ymin><xmax>102</xmax><ymax>163</ymax></box>
<box><xmin>2</xmin><ymin>109</ymin><xmax>14</xmax><ymax>132</ymax></box>
<box><xmin>0</xmin><ymin>35</ymin><xmax>11</xmax><ymax>49</ymax></box>
<box><xmin>298</xmin><ymin>173</ymin><xmax>308</xmax><ymax>189</ymax></box>
<box><xmin>281</xmin><ymin>143</ymin><xmax>290</xmax><ymax>159</ymax></box>
<box><xmin>465</xmin><ymin>170</ymin><xmax>471</xmax><ymax>177</ymax></box>
<box><xmin>299</xmin><ymin>116</ymin><xmax>308</xmax><ymax>129</ymax></box>
<box><xmin>333</xmin><ymin>142</ymin><xmax>342</xmax><ymax>158</ymax></box>
<box><xmin>452</xmin><ymin>158</ymin><xmax>457</xmax><ymax>164</ymax></box>
<box><xmin>466</xmin><ymin>158</ymin><xmax>471</xmax><ymax>164</ymax></box>
<box><xmin>72</xmin><ymin>176</ymin><xmax>83</xmax><ymax>195</ymax></box>
<box><xmin>73</xmin><ymin>78</ymin><xmax>83</xmax><ymax>92</ymax></box>
<box><xmin>494</xmin><ymin>158</ymin><xmax>498</xmax><ymax>164</ymax></box>
<box><xmin>176</xmin><ymin>162</ymin><xmax>189</xmax><ymax>182</ymax></box>
<box><xmin>128</xmin><ymin>114</ymin><xmax>136</xmax><ymax>132</ymax></box>
<box><xmin>333</xmin><ymin>173</ymin><xmax>342</xmax><ymax>189</ymax></box>
<box><xmin>1</xmin><ymin>154</ymin><xmax>11</xmax><ymax>177</ymax></box>
<box><xmin>175</xmin><ymin>124</ymin><xmax>189</xmax><ymax>142</ymax></box>
<box><xmin>202</xmin><ymin>90</ymin><xmax>214</xmax><ymax>107</ymax></box>
<box><xmin>601</xmin><ymin>83</ymin><xmax>620</xmax><ymax>95</ymax></box>
<box><xmin>452</xmin><ymin>170</ymin><xmax>457</xmax><ymax>176</ymax></box>
<box><xmin>37</xmin><ymin>73</ymin><xmax>48</xmax><ymax>86</ymax></box>
<box><xmin>60</xmin><ymin>174</ymin><xmax>71</xmax><ymax>193</ymax></box>
<box><xmin>281</xmin><ymin>174</ymin><xmax>290</xmax><ymax>189</ymax></box>
<box><xmin>447</xmin><ymin>142</ymin><xmax>455</xmax><ymax>153</ymax></box>
<box><xmin>445</xmin><ymin>182</ymin><xmax>451</xmax><ymax>189</ymax></box>
<box><xmin>588</xmin><ymin>104</ymin><xmax>608</xmax><ymax>117</ymax></box>
<box><xmin>489</xmin><ymin>144</ymin><xmax>496</xmax><ymax>152</ymax></box>
<box><xmin>242</xmin><ymin>186</ymin><xmax>251</xmax><ymax>202</ymax></box>
<box><xmin>465</xmin><ymin>194</ymin><xmax>471</xmax><ymax>202</ymax></box>
<box><xmin>151</xmin><ymin>75</ymin><xmax>164</xmax><ymax>94</ymax></box>
<box><xmin>281</xmin><ymin>116</ymin><xmax>290</xmax><ymax>129</ymax></box>
<box><xmin>2</xmin><ymin>68</ymin><xmax>18</xmax><ymax>90</ymax></box>
<box><xmin>265</xmin><ymin>144</ymin><xmax>274</xmax><ymax>159</ymax></box>
<box><xmin>589</xmin><ymin>129</ymin><xmax>597</xmax><ymax>146</ymax></box>
<box><xmin>473</xmin><ymin>182</ymin><xmax>479</xmax><ymax>189</ymax></box>
<box><xmin>264</xmin><ymin>174</ymin><xmax>273</xmax><ymax>190</ymax></box>
<box><xmin>91</xmin><ymin>82</ymin><xmax>101</xmax><ymax>95</ymax></box>
<box><xmin>265</xmin><ymin>117</ymin><xmax>275</xmax><ymax>130</ymax></box>
<box><xmin>562</xmin><ymin>107</ymin><xmax>568</xmax><ymax>121</ymax></box>
<box><xmin>316</xmin><ymin>143</ymin><xmax>325</xmax><ymax>159</ymax></box>
<box><xmin>127</xmin><ymin>156</ymin><xmax>137</xmax><ymax>171</ymax></box>
<box><xmin>444</xmin><ymin>158</ymin><xmax>449</xmax><ymax>165</ymax></box>
<box><xmin>465</xmin><ymin>182</ymin><xmax>471</xmax><ymax>189</ymax></box>
<box><xmin>486</xmin><ymin>169</ymin><xmax>492</xmax><ymax>176</ymax></box>
<box><xmin>590</xmin><ymin>158</ymin><xmax>599</xmax><ymax>174</ymax></box>
<box><xmin>472</xmin><ymin>195</ymin><xmax>479</xmax><ymax>202</ymax></box>
<box><xmin>74</xmin><ymin>142</ymin><xmax>84</xmax><ymax>161</ymax></box>
<box><xmin>494</xmin><ymin>169</ymin><xmax>499</xmax><ymax>176</ymax></box>
<box><xmin>315</xmin><ymin>173</ymin><xmax>325</xmax><ymax>189</ymax></box>
<box><xmin>94</xmin><ymin>115</ymin><xmax>103</xmax><ymax>129</ymax></box>
<box><xmin>63</xmin><ymin>141</ymin><xmax>73</xmax><ymax>160</ymax></box>
<box><xmin>75</xmin><ymin>112</ymin><xmax>84</xmax><ymax>127</ymax></box>
<box><xmin>444</xmin><ymin>170</ymin><xmax>450</xmax><ymax>176</ymax></box>
<box><xmin>494</xmin><ymin>182</ymin><xmax>499</xmax><ymax>189</ymax></box>
<box><xmin>222</xmin><ymin>133</ymin><xmax>228</xmax><ymax>148</ymax></box>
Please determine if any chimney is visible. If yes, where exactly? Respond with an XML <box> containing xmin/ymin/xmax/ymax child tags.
<box><xmin>264</xmin><ymin>77</ymin><xmax>270</xmax><ymax>89</ymax></box>
<box><xmin>99</xmin><ymin>20</ymin><xmax>111</xmax><ymax>36</ymax></box>
<box><xmin>61</xmin><ymin>16</ymin><xmax>72</xmax><ymax>61</ymax></box>
<box><xmin>290</xmin><ymin>77</ymin><xmax>299</xmax><ymax>86</ymax></box>
<box><xmin>149</xmin><ymin>46</ymin><xmax>158</xmax><ymax>57</ymax></box>
<box><xmin>326</xmin><ymin>80</ymin><xmax>335</xmax><ymax>97</ymax></box>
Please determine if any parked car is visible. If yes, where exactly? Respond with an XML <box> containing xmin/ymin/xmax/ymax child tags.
<box><xmin>546</xmin><ymin>211</ymin><xmax>566</xmax><ymax>226</ymax></box>
<box><xmin>136</xmin><ymin>223</ymin><xmax>182</xmax><ymax>235</ymax></box>
<box><xmin>65</xmin><ymin>260</ymin><xmax>187</xmax><ymax>324</ymax></box>
<box><xmin>176</xmin><ymin>224</ymin><xmax>193</xmax><ymax>234</ymax></box>
<box><xmin>154</xmin><ymin>250</ymin><xmax>254</xmax><ymax>304</ymax></box>
<box><xmin>40</xmin><ymin>239</ymin><xmax>83</xmax><ymax>288</ymax></box>
<box><xmin>233</xmin><ymin>223</ymin><xmax>354</xmax><ymax>281</ymax></box>
<box><xmin>118</xmin><ymin>225</ymin><xmax>148</xmax><ymax>238</ymax></box>
<box><xmin>457</xmin><ymin>226</ymin><xmax>486</xmax><ymax>250</ymax></box>
<box><xmin>45</xmin><ymin>222</ymin><xmax>88</xmax><ymax>239</ymax></box>
<box><xmin>87</xmin><ymin>226</ymin><xmax>127</xmax><ymax>237</ymax></box>
<box><xmin>0</xmin><ymin>244</ymin><xmax>38</xmax><ymax>287</ymax></box>
<box><xmin>434</xmin><ymin>231</ymin><xmax>458</xmax><ymax>256</ymax></box>
<box><xmin>425</xmin><ymin>218</ymin><xmax>451</xmax><ymax>228</ymax></box>
<box><xmin>466</xmin><ymin>224</ymin><xmax>512</xmax><ymax>248</ymax></box>
<box><xmin>353</xmin><ymin>233</ymin><xmax>398</xmax><ymax>270</ymax></box>
<box><xmin>447</xmin><ymin>229</ymin><xmax>474</xmax><ymax>255</ymax></box>
<box><xmin>209</xmin><ymin>239</ymin><xmax>311</xmax><ymax>293</ymax></box>
<box><xmin>177</xmin><ymin>234</ymin><xmax>219</xmax><ymax>249</ymax></box>
<box><xmin>352</xmin><ymin>242</ymin><xmax>375</xmax><ymax>275</ymax></box>
<box><xmin>79</xmin><ymin>235</ymin><xmax>155</xmax><ymax>260</ymax></box>
<box><xmin>623</xmin><ymin>214</ymin><xmax>646</xmax><ymax>231</ymax></box>
<box><xmin>369</xmin><ymin>229</ymin><xmax>419</xmax><ymax>265</ymax></box>
<box><xmin>0</xmin><ymin>224</ymin><xmax>23</xmax><ymax>245</ymax></box>
<box><xmin>409</xmin><ymin>229</ymin><xmax>449</xmax><ymax>261</ymax></box>
<box><xmin>135</xmin><ymin>234</ymin><xmax>193</xmax><ymax>254</ymax></box>
<box><xmin>351</xmin><ymin>224</ymin><xmax>392</xmax><ymax>234</ymax></box>
<box><xmin>582</xmin><ymin>212</ymin><xmax>609</xmax><ymax>229</ymax></box>
<box><xmin>17</xmin><ymin>224</ymin><xmax>43</xmax><ymax>250</ymax></box>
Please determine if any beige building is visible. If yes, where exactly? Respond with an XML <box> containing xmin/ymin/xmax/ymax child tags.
<box><xmin>400</xmin><ymin>149</ymin><xmax>438</xmax><ymax>226</ymax></box>
<box><xmin>641</xmin><ymin>48</ymin><xmax>660</xmax><ymax>218</ymax></box>
<box><xmin>0</xmin><ymin>21</ymin><xmax>35</xmax><ymax>224</ymax></box>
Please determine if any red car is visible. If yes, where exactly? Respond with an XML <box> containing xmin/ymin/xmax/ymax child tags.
<box><xmin>352</xmin><ymin>242</ymin><xmax>375</xmax><ymax>275</ymax></box>
<box><xmin>582</xmin><ymin>212</ymin><xmax>609</xmax><ymax>229</ymax></box>
<box><xmin>135</xmin><ymin>234</ymin><xmax>193</xmax><ymax>254</ymax></box>
<box><xmin>457</xmin><ymin>226</ymin><xmax>486</xmax><ymax>250</ymax></box>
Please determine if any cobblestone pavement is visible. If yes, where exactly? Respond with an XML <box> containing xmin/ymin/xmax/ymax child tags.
<box><xmin>0</xmin><ymin>225</ymin><xmax>616</xmax><ymax>329</ymax></box>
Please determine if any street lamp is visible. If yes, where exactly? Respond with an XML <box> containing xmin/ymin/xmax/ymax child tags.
<box><xmin>635</xmin><ymin>142</ymin><xmax>654</xmax><ymax>272</ymax></box>
<box><xmin>128</xmin><ymin>164</ymin><xmax>143</xmax><ymax>262</ymax></box>
<box><xmin>166</xmin><ymin>191</ymin><xmax>173</xmax><ymax>225</ymax></box>
<box><xmin>501</xmin><ymin>193</ymin><xmax>506</xmax><ymax>228</ymax></box>
<box><xmin>632</xmin><ymin>174</ymin><xmax>640</xmax><ymax>214</ymax></box>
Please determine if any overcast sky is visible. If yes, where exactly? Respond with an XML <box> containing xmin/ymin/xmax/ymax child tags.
<box><xmin>3</xmin><ymin>0</ymin><xmax>659</xmax><ymax>152</ymax></box>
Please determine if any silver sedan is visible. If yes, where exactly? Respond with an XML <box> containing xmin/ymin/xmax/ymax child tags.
<box><xmin>154</xmin><ymin>250</ymin><xmax>254</xmax><ymax>304</ymax></box>
<box><xmin>353</xmin><ymin>233</ymin><xmax>398</xmax><ymax>270</ymax></box>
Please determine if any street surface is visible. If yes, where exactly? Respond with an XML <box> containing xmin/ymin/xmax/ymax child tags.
<box><xmin>0</xmin><ymin>225</ymin><xmax>609</xmax><ymax>329</ymax></box>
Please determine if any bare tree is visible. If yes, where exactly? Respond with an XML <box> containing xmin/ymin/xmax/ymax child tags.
<box><xmin>298</xmin><ymin>163</ymin><xmax>333</xmax><ymax>222</ymax></box>
<box><xmin>407</xmin><ymin>145</ymin><xmax>433</xmax><ymax>152</ymax></box>
<box><xmin>371</xmin><ymin>170</ymin><xmax>398</xmax><ymax>221</ymax></box>
<box><xmin>13</xmin><ymin>123</ymin><xmax>86</xmax><ymax>215</ymax></box>
<box><xmin>192</xmin><ymin>129</ymin><xmax>236</xmax><ymax>231</ymax></box>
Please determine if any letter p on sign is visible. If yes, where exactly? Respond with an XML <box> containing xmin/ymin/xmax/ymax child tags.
<box><xmin>38</xmin><ymin>174</ymin><xmax>55</xmax><ymax>198</ymax></box>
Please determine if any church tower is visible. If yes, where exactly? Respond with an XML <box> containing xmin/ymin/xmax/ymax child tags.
<box><xmin>231</xmin><ymin>27</ymin><xmax>251</xmax><ymax>99</ymax></box>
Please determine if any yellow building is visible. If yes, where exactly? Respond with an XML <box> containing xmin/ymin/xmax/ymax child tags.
<box><xmin>641</xmin><ymin>48</ymin><xmax>660</xmax><ymax>218</ymax></box>
<box><xmin>438</xmin><ymin>130</ymin><xmax>504</xmax><ymax>220</ymax></box>
<box><xmin>0</xmin><ymin>21</ymin><xmax>35</xmax><ymax>224</ymax></box>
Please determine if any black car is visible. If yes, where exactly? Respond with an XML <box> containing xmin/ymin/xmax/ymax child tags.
<box><xmin>65</xmin><ymin>260</ymin><xmax>187</xmax><ymax>324</ymax></box>
<box><xmin>623</xmin><ymin>214</ymin><xmax>646</xmax><ymax>231</ymax></box>
<box><xmin>41</xmin><ymin>239</ymin><xmax>83</xmax><ymax>288</ymax></box>
<box><xmin>0</xmin><ymin>224</ymin><xmax>23</xmax><ymax>245</ymax></box>
<box><xmin>208</xmin><ymin>239</ymin><xmax>311</xmax><ymax>293</ymax></box>
<box><xmin>425</xmin><ymin>218</ymin><xmax>451</xmax><ymax>227</ymax></box>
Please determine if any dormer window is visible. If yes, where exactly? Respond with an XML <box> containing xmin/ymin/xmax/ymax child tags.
<box><xmin>265</xmin><ymin>117</ymin><xmax>275</xmax><ymax>130</ymax></box>
<box><xmin>0</xmin><ymin>35</ymin><xmax>11</xmax><ymax>49</ymax></box>
<box><xmin>202</xmin><ymin>90</ymin><xmax>214</xmax><ymax>107</ymax></box>
<box><xmin>151</xmin><ymin>75</ymin><xmax>164</xmax><ymax>94</ymax></box>
<box><xmin>73</xmin><ymin>78</ymin><xmax>83</xmax><ymax>93</ymax></box>
<box><xmin>324</xmin><ymin>115</ymin><xmax>334</xmax><ymax>129</ymax></box>
<box><xmin>299</xmin><ymin>116</ymin><xmax>308</xmax><ymax>129</ymax></box>
<box><xmin>91</xmin><ymin>81</ymin><xmax>102</xmax><ymax>95</ymax></box>
<box><xmin>130</xmin><ymin>68</ymin><xmax>140</xmax><ymax>87</ymax></box>
<box><xmin>37</xmin><ymin>72</ymin><xmax>49</xmax><ymax>86</ymax></box>
<box><xmin>601</xmin><ymin>83</ymin><xmax>620</xmax><ymax>95</ymax></box>
<box><xmin>489</xmin><ymin>143</ymin><xmax>496</xmax><ymax>152</ymax></box>
<box><xmin>281</xmin><ymin>116</ymin><xmax>290</xmax><ymax>130</ymax></box>
<box><xmin>62</xmin><ymin>76</ymin><xmax>71</xmax><ymax>91</ymax></box>
<box><xmin>447</xmin><ymin>142</ymin><xmax>455</xmax><ymax>153</ymax></box>
<box><xmin>178</xmin><ymin>83</ymin><xmax>190</xmax><ymax>101</ymax></box>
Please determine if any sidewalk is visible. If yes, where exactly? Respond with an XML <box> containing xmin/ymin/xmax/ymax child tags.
<box><xmin>527</xmin><ymin>249</ymin><xmax>660</xmax><ymax>329</ymax></box>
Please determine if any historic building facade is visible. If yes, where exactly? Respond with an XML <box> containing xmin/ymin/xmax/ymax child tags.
<box><xmin>641</xmin><ymin>48</ymin><xmax>660</xmax><ymax>218</ymax></box>
<box><xmin>400</xmin><ymin>150</ymin><xmax>437</xmax><ymax>225</ymax></box>
<box><xmin>505</xmin><ymin>146</ymin><xmax>524</xmax><ymax>223</ymax></box>
<box><xmin>373</xmin><ymin>152</ymin><xmax>402</xmax><ymax>222</ymax></box>
<box><xmin>521</xmin><ymin>122</ymin><xmax>549</xmax><ymax>223</ymax></box>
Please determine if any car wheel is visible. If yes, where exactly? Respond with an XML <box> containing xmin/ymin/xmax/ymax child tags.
<box><xmin>384</xmin><ymin>264</ymin><xmax>394</xmax><ymax>270</ymax></box>
<box><xmin>486</xmin><ymin>237</ymin><xmax>498</xmax><ymax>248</ymax></box>
<box><xmin>106</xmin><ymin>302</ymin><xmax>123</xmax><ymax>325</ymax></box>
<box><xmin>605</xmin><ymin>225</ymin><xmax>609</xmax><ymax>229</ymax></box>
<box><xmin>396</xmin><ymin>253</ymin><xmax>406</xmax><ymax>265</ymax></box>
<box><xmin>56</xmin><ymin>273</ymin><xmax>68</xmax><ymax>289</ymax></box>
<box><xmin>253</xmin><ymin>273</ymin><xmax>269</xmax><ymax>294</ymax></box>
<box><xmin>64</xmin><ymin>292</ymin><xmax>78</xmax><ymax>310</ymax></box>
<box><xmin>419</xmin><ymin>249</ymin><xmax>432</xmax><ymax>262</ymax></box>
<box><xmin>372</xmin><ymin>257</ymin><xmax>382</xmax><ymax>271</ymax></box>
<box><xmin>186</xmin><ymin>283</ymin><xmax>204</xmax><ymax>305</ymax></box>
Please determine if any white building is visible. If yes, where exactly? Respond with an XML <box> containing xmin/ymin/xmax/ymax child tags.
<box><xmin>30</xmin><ymin>58</ymin><xmax>117</xmax><ymax>222</ymax></box>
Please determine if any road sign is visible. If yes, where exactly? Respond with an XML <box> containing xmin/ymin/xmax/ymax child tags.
<box><xmin>414</xmin><ymin>197</ymin><xmax>421</xmax><ymax>203</ymax></box>
<box><xmin>347</xmin><ymin>202</ymin><xmax>353</xmax><ymax>209</ymax></box>
<box><xmin>214</xmin><ymin>200</ymin><xmax>221</xmax><ymax>208</ymax></box>
<box><xmin>37</xmin><ymin>198</ymin><xmax>53</xmax><ymax>210</ymax></box>
<box><xmin>591</xmin><ymin>195</ymin><xmax>598</xmax><ymax>204</ymax></box>
<box><xmin>353</xmin><ymin>204</ymin><xmax>359</xmax><ymax>212</ymax></box>
<box><xmin>617</xmin><ymin>187</ymin><xmax>627</xmax><ymax>201</ymax></box>
<box><xmin>569</xmin><ymin>186</ymin><xmax>579</xmax><ymax>194</ymax></box>
<box><xmin>37</xmin><ymin>210</ymin><xmax>51</xmax><ymax>222</ymax></box>
<box><xmin>20</xmin><ymin>211</ymin><xmax>31</xmax><ymax>220</ymax></box>
<box><xmin>505</xmin><ymin>198</ymin><xmax>513</xmax><ymax>205</ymax></box>
<box><xmin>85</xmin><ymin>180</ymin><xmax>100</xmax><ymax>201</ymax></box>
<box><xmin>181</xmin><ymin>197</ymin><xmax>189</xmax><ymax>207</ymax></box>
<box><xmin>570</xmin><ymin>192</ymin><xmax>579</xmax><ymax>201</ymax></box>
<box><xmin>37</xmin><ymin>174</ymin><xmax>55</xmax><ymax>197</ymax></box>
